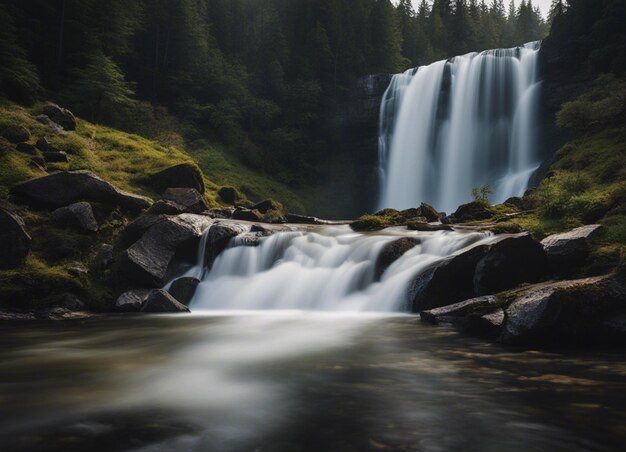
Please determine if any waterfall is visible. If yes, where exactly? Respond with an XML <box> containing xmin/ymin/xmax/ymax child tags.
<box><xmin>378</xmin><ymin>42</ymin><xmax>542</xmax><ymax>213</ymax></box>
<box><xmin>184</xmin><ymin>226</ymin><xmax>496</xmax><ymax>313</ymax></box>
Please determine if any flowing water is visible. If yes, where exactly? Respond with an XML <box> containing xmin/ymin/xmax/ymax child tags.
<box><xmin>378</xmin><ymin>42</ymin><xmax>542</xmax><ymax>213</ymax></box>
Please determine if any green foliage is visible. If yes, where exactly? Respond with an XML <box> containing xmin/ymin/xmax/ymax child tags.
<box><xmin>472</xmin><ymin>184</ymin><xmax>493</xmax><ymax>203</ymax></box>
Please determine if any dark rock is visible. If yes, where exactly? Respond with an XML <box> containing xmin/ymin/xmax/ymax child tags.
<box><xmin>0</xmin><ymin>208</ymin><xmax>31</xmax><ymax>269</ymax></box>
<box><xmin>251</xmin><ymin>199</ymin><xmax>274</xmax><ymax>214</ymax></box>
<box><xmin>115</xmin><ymin>289</ymin><xmax>150</xmax><ymax>312</ymax></box>
<box><xmin>447</xmin><ymin>201</ymin><xmax>494</xmax><ymax>224</ymax></box>
<box><xmin>420</xmin><ymin>295</ymin><xmax>497</xmax><ymax>324</ymax></box>
<box><xmin>500</xmin><ymin>276</ymin><xmax>626</xmax><ymax>344</ymax></box>
<box><xmin>29</xmin><ymin>156</ymin><xmax>47</xmax><ymax>171</ymax></box>
<box><xmin>36</xmin><ymin>137</ymin><xmax>53</xmax><ymax>152</ymax></box>
<box><xmin>67</xmin><ymin>262</ymin><xmax>88</xmax><ymax>277</ymax></box>
<box><xmin>419</xmin><ymin>203</ymin><xmax>441</xmax><ymax>222</ymax></box>
<box><xmin>218</xmin><ymin>186</ymin><xmax>237</xmax><ymax>204</ymax></box>
<box><xmin>54</xmin><ymin>293</ymin><xmax>85</xmax><ymax>311</ymax></box>
<box><xmin>541</xmin><ymin>225</ymin><xmax>603</xmax><ymax>277</ymax></box>
<box><xmin>141</xmin><ymin>289</ymin><xmax>190</xmax><ymax>313</ymax></box>
<box><xmin>148</xmin><ymin>199</ymin><xmax>187</xmax><ymax>215</ymax></box>
<box><xmin>409</xmin><ymin>244</ymin><xmax>489</xmax><ymax>312</ymax></box>
<box><xmin>407</xmin><ymin>223</ymin><xmax>453</xmax><ymax>232</ymax></box>
<box><xmin>163</xmin><ymin>188</ymin><xmax>207</xmax><ymax>214</ymax></box>
<box><xmin>169</xmin><ymin>277</ymin><xmax>200</xmax><ymax>306</ymax></box>
<box><xmin>375</xmin><ymin>237</ymin><xmax>420</xmax><ymax>280</ymax></box>
<box><xmin>43</xmin><ymin>151</ymin><xmax>68</xmax><ymax>163</ymax></box>
<box><xmin>466</xmin><ymin>308</ymin><xmax>505</xmax><ymax>338</ymax></box>
<box><xmin>206</xmin><ymin>208</ymin><xmax>235</xmax><ymax>219</ymax></box>
<box><xmin>2</xmin><ymin>125</ymin><xmax>30</xmax><ymax>143</ymax></box>
<box><xmin>232</xmin><ymin>208</ymin><xmax>262</xmax><ymax>222</ymax></box>
<box><xmin>149</xmin><ymin>163</ymin><xmax>205</xmax><ymax>194</ymax></box>
<box><xmin>125</xmin><ymin>214</ymin><xmax>167</xmax><ymax>241</ymax></box>
<box><xmin>36</xmin><ymin>114</ymin><xmax>64</xmax><ymax>133</ymax></box>
<box><xmin>51</xmin><ymin>202</ymin><xmax>98</xmax><ymax>232</ymax></box>
<box><xmin>204</xmin><ymin>221</ymin><xmax>249</xmax><ymax>267</ymax></box>
<box><xmin>42</xmin><ymin>104</ymin><xmax>77</xmax><ymax>130</ymax></box>
<box><xmin>97</xmin><ymin>244</ymin><xmax>114</xmax><ymax>269</ymax></box>
<box><xmin>119</xmin><ymin>214</ymin><xmax>212</xmax><ymax>287</ymax></box>
<box><xmin>16</xmin><ymin>143</ymin><xmax>37</xmax><ymax>154</ymax></box>
<box><xmin>473</xmin><ymin>233</ymin><xmax>550</xmax><ymax>295</ymax></box>
<box><xmin>11</xmin><ymin>170</ymin><xmax>152</xmax><ymax>212</ymax></box>
<box><xmin>285</xmin><ymin>213</ymin><xmax>323</xmax><ymax>225</ymax></box>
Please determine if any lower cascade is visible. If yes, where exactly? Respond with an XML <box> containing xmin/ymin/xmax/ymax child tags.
<box><xmin>378</xmin><ymin>41</ymin><xmax>542</xmax><ymax>213</ymax></box>
<box><xmin>178</xmin><ymin>226</ymin><xmax>497</xmax><ymax>312</ymax></box>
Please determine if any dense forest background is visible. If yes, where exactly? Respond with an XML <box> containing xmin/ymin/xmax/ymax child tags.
<box><xmin>0</xmin><ymin>0</ymin><xmax>548</xmax><ymax>200</ymax></box>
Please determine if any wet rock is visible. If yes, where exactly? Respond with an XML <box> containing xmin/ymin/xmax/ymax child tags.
<box><xmin>375</xmin><ymin>237</ymin><xmax>420</xmax><ymax>280</ymax></box>
<box><xmin>2</xmin><ymin>125</ymin><xmax>30</xmax><ymax>143</ymax></box>
<box><xmin>285</xmin><ymin>213</ymin><xmax>323</xmax><ymax>225</ymax></box>
<box><xmin>115</xmin><ymin>289</ymin><xmax>150</xmax><ymax>312</ymax></box>
<box><xmin>232</xmin><ymin>208</ymin><xmax>262</xmax><ymax>222</ymax></box>
<box><xmin>0</xmin><ymin>207</ymin><xmax>31</xmax><ymax>269</ymax></box>
<box><xmin>141</xmin><ymin>289</ymin><xmax>190</xmax><ymax>313</ymax></box>
<box><xmin>541</xmin><ymin>225</ymin><xmax>603</xmax><ymax>277</ymax></box>
<box><xmin>147</xmin><ymin>199</ymin><xmax>187</xmax><ymax>215</ymax></box>
<box><xmin>149</xmin><ymin>163</ymin><xmax>205</xmax><ymax>194</ymax></box>
<box><xmin>204</xmin><ymin>221</ymin><xmax>249</xmax><ymax>267</ymax></box>
<box><xmin>51</xmin><ymin>202</ymin><xmax>98</xmax><ymax>232</ymax></box>
<box><xmin>407</xmin><ymin>223</ymin><xmax>453</xmax><ymax>232</ymax></box>
<box><xmin>466</xmin><ymin>308</ymin><xmax>505</xmax><ymax>338</ymax></box>
<box><xmin>119</xmin><ymin>214</ymin><xmax>212</xmax><ymax>287</ymax></box>
<box><xmin>169</xmin><ymin>277</ymin><xmax>200</xmax><ymax>306</ymax></box>
<box><xmin>43</xmin><ymin>151</ymin><xmax>68</xmax><ymax>163</ymax></box>
<box><xmin>97</xmin><ymin>244</ymin><xmax>114</xmax><ymax>269</ymax></box>
<box><xmin>420</xmin><ymin>295</ymin><xmax>497</xmax><ymax>324</ymax></box>
<box><xmin>16</xmin><ymin>143</ymin><xmax>37</xmax><ymax>154</ymax></box>
<box><xmin>11</xmin><ymin>170</ymin><xmax>152</xmax><ymax>212</ymax></box>
<box><xmin>42</xmin><ymin>104</ymin><xmax>77</xmax><ymax>130</ymax></box>
<box><xmin>163</xmin><ymin>188</ymin><xmax>207</xmax><ymax>214</ymax></box>
<box><xmin>473</xmin><ymin>233</ymin><xmax>549</xmax><ymax>295</ymax></box>
<box><xmin>218</xmin><ymin>186</ymin><xmax>237</xmax><ymax>204</ymax></box>
<box><xmin>446</xmin><ymin>201</ymin><xmax>494</xmax><ymax>224</ymax></box>
<box><xmin>409</xmin><ymin>245</ymin><xmax>489</xmax><ymax>312</ymax></box>
<box><xmin>206</xmin><ymin>208</ymin><xmax>235</xmax><ymax>219</ymax></box>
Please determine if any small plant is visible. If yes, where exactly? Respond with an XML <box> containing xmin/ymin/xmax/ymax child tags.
<box><xmin>471</xmin><ymin>184</ymin><xmax>492</xmax><ymax>203</ymax></box>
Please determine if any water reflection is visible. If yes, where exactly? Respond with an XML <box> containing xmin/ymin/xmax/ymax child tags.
<box><xmin>0</xmin><ymin>314</ymin><xmax>625</xmax><ymax>451</ymax></box>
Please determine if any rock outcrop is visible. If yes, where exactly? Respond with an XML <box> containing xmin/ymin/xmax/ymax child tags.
<box><xmin>541</xmin><ymin>225</ymin><xmax>603</xmax><ymax>277</ymax></box>
<box><xmin>11</xmin><ymin>171</ymin><xmax>152</xmax><ymax>212</ymax></box>
<box><xmin>444</xmin><ymin>201</ymin><xmax>494</xmax><ymax>224</ymax></box>
<box><xmin>141</xmin><ymin>289</ymin><xmax>190</xmax><ymax>313</ymax></box>
<box><xmin>375</xmin><ymin>237</ymin><xmax>420</xmax><ymax>280</ymax></box>
<box><xmin>51</xmin><ymin>202</ymin><xmax>98</xmax><ymax>232</ymax></box>
<box><xmin>42</xmin><ymin>104</ymin><xmax>77</xmax><ymax>131</ymax></box>
<box><xmin>218</xmin><ymin>186</ymin><xmax>237</xmax><ymax>204</ymax></box>
<box><xmin>0</xmin><ymin>207</ymin><xmax>31</xmax><ymax>269</ymax></box>
<box><xmin>162</xmin><ymin>188</ymin><xmax>207</xmax><ymax>214</ymax></box>
<box><xmin>149</xmin><ymin>163</ymin><xmax>205</xmax><ymax>194</ymax></box>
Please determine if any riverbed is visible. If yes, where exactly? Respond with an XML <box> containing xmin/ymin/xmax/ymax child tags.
<box><xmin>1</xmin><ymin>313</ymin><xmax>625</xmax><ymax>451</ymax></box>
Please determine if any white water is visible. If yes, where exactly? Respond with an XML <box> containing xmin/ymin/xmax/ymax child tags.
<box><xmin>379</xmin><ymin>42</ymin><xmax>542</xmax><ymax>213</ymax></box>
<box><xmin>185</xmin><ymin>225</ymin><xmax>496</xmax><ymax>313</ymax></box>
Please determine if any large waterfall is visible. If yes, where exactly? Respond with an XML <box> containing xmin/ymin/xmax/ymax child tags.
<box><xmin>378</xmin><ymin>42</ymin><xmax>542</xmax><ymax>213</ymax></box>
<box><xmin>176</xmin><ymin>225</ymin><xmax>497</xmax><ymax>313</ymax></box>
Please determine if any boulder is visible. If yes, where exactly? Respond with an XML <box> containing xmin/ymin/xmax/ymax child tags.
<box><xmin>16</xmin><ymin>143</ymin><xmax>37</xmax><ymax>154</ymax></box>
<box><xmin>466</xmin><ymin>308</ymin><xmax>505</xmax><ymax>338</ymax></box>
<box><xmin>204</xmin><ymin>221</ymin><xmax>249</xmax><ymax>267</ymax></box>
<box><xmin>29</xmin><ymin>156</ymin><xmax>47</xmax><ymax>172</ymax></box>
<box><xmin>141</xmin><ymin>289</ymin><xmax>190</xmax><ymax>313</ymax></box>
<box><xmin>115</xmin><ymin>289</ymin><xmax>150</xmax><ymax>312</ymax></box>
<box><xmin>1</xmin><ymin>125</ymin><xmax>30</xmax><ymax>143</ymax></box>
<box><xmin>163</xmin><ymin>188</ymin><xmax>207</xmax><ymax>214</ymax></box>
<box><xmin>36</xmin><ymin>137</ymin><xmax>53</xmax><ymax>152</ymax></box>
<box><xmin>43</xmin><ymin>151</ymin><xmax>68</xmax><ymax>163</ymax></box>
<box><xmin>169</xmin><ymin>277</ymin><xmax>200</xmax><ymax>306</ymax></box>
<box><xmin>124</xmin><ymin>214</ymin><xmax>167</xmax><ymax>241</ymax></box>
<box><xmin>251</xmin><ymin>199</ymin><xmax>274</xmax><ymax>214</ymax></box>
<box><xmin>36</xmin><ymin>114</ymin><xmax>64</xmax><ymax>133</ymax></box>
<box><xmin>218</xmin><ymin>186</ymin><xmax>237</xmax><ymax>204</ymax></box>
<box><xmin>206</xmin><ymin>208</ymin><xmax>235</xmax><ymax>219</ymax></box>
<box><xmin>11</xmin><ymin>170</ymin><xmax>152</xmax><ymax>212</ymax></box>
<box><xmin>51</xmin><ymin>202</ymin><xmax>98</xmax><ymax>232</ymax></box>
<box><xmin>375</xmin><ymin>237</ymin><xmax>420</xmax><ymax>280</ymax></box>
<box><xmin>407</xmin><ymin>223</ymin><xmax>453</xmax><ymax>232</ymax></box>
<box><xmin>42</xmin><ymin>104</ymin><xmax>77</xmax><ymax>130</ymax></box>
<box><xmin>149</xmin><ymin>163</ymin><xmax>205</xmax><ymax>194</ymax></box>
<box><xmin>0</xmin><ymin>208</ymin><xmax>31</xmax><ymax>269</ymax></box>
<box><xmin>119</xmin><ymin>214</ymin><xmax>212</xmax><ymax>287</ymax></box>
<box><xmin>147</xmin><ymin>199</ymin><xmax>187</xmax><ymax>215</ymax></box>
<box><xmin>419</xmin><ymin>203</ymin><xmax>441</xmax><ymax>222</ymax></box>
<box><xmin>232</xmin><ymin>208</ymin><xmax>262</xmax><ymax>222</ymax></box>
<box><xmin>445</xmin><ymin>201</ymin><xmax>494</xmax><ymax>224</ymax></box>
<box><xmin>420</xmin><ymin>295</ymin><xmax>497</xmax><ymax>324</ymax></box>
<box><xmin>54</xmin><ymin>293</ymin><xmax>86</xmax><ymax>311</ymax></box>
<box><xmin>67</xmin><ymin>262</ymin><xmax>89</xmax><ymax>277</ymax></box>
<box><xmin>285</xmin><ymin>213</ymin><xmax>323</xmax><ymax>225</ymax></box>
<box><xmin>500</xmin><ymin>276</ymin><xmax>626</xmax><ymax>344</ymax></box>
<box><xmin>473</xmin><ymin>233</ymin><xmax>549</xmax><ymax>295</ymax></box>
<box><xmin>409</xmin><ymin>245</ymin><xmax>489</xmax><ymax>312</ymax></box>
<box><xmin>541</xmin><ymin>225</ymin><xmax>603</xmax><ymax>277</ymax></box>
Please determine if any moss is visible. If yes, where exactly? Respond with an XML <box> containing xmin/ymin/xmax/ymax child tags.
<box><xmin>491</xmin><ymin>222</ymin><xmax>524</xmax><ymax>234</ymax></box>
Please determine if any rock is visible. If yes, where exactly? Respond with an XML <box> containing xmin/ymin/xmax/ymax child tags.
<box><xmin>206</xmin><ymin>208</ymin><xmax>235</xmax><ymax>219</ymax></box>
<box><xmin>541</xmin><ymin>225</ymin><xmax>603</xmax><ymax>277</ymax></box>
<box><xmin>285</xmin><ymin>213</ymin><xmax>323</xmax><ymax>225</ymax></box>
<box><xmin>204</xmin><ymin>221</ymin><xmax>249</xmax><ymax>267</ymax></box>
<box><xmin>141</xmin><ymin>289</ymin><xmax>190</xmax><ymax>313</ymax></box>
<box><xmin>251</xmin><ymin>199</ymin><xmax>274</xmax><ymax>214</ymax></box>
<box><xmin>51</xmin><ymin>202</ymin><xmax>98</xmax><ymax>232</ymax></box>
<box><xmin>149</xmin><ymin>163</ymin><xmax>205</xmax><ymax>194</ymax></box>
<box><xmin>36</xmin><ymin>115</ymin><xmax>64</xmax><ymax>133</ymax></box>
<box><xmin>16</xmin><ymin>143</ymin><xmax>37</xmax><ymax>154</ymax></box>
<box><xmin>420</xmin><ymin>295</ymin><xmax>497</xmax><ymax>324</ymax></box>
<box><xmin>419</xmin><ymin>203</ymin><xmax>441</xmax><ymax>222</ymax></box>
<box><xmin>125</xmin><ymin>214</ymin><xmax>168</xmax><ymax>240</ymax></box>
<box><xmin>1</xmin><ymin>125</ymin><xmax>30</xmax><ymax>143</ymax></box>
<box><xmin>119</xmin><ymin>214</ymin><xmax>212</xmax><ymax>287</ymax></box>
<box><xmin>409</xmin><ymin>245</ymin><xmax>489</xmax><ymax>312</ymax></box>
<box><xmin>11</xmin><ymin>170</ymin><xmax>152</xmax><ymax>212</ymax></box>
<box><xmin>147</xmin><ymin>199</ymin><xmax>187</xmax><ymax>215</ymax></box>
<box><xmin>0</xmin><ymin>208</ymin><xmax>31</xmax><ymax>269</ymax></box>
<box><xmin>43</xmin><ymin>151</ymin><xmax>68</xmax><ymax>163</ymax></box>
<box><xmin>42</xmin><ymin>104</ymin><xmax>77</xmax><ymax>131</ymax></box>
<box><xmin>500</xmin><ymin>276</ymin><xmax>626</xmax><ymax>344</ymax></box>
<box><xmin>407</xmin><ymin>223</ymin><xmax>453</xmax><ymax>232</ymax></box>
<box><xmin>163</xmin><ymin>188</ymin><xmax>207</xmax><ymax>214</ymax></box>
<box><xmin>473</xmin><ymin>233</ymin><xmax>549</xmax><ymax>295</ymax></box>
<box><xmin>55</xmin><ymin>293</ymin><xmax>86</xmax><ymax>311</ymax></box>
<box><xmin>466</xmin><ymin>308</ymin><xmax>505</xmax><ymax>338</ymax></box>
<box><xmin>446</xmin><ymin>201</ymin><xmax>494</xmax><ymax>224</ymax></box>
<box><xmin>115</xmin><ymin>289</ymin><xmax>150</xmax><ymax>312</ymax></box>
<box><xmin>97</xmin><ymin>244</ymin><xmax>114</xmax><ymax>269</ymax></box>
<box><xmin>29</xmin><ymin>156</ymin><xmax>47</xmax><ymax>171</ymax></box>
<box><xmin>375</xmin><ymin>237</ymin><xmax>420</xmax><ymax>280</ymax></box>
<box><xmin>169</xmin><ymin>277</ymin><xmax>200</xmax><ymax>306</ymax></box>
<box><xmin>67</xmin><ymin>262</ymin><xmax>88</xmax><ymax>277</ymax></box>
<box><xmin>218</xmin><ymin>186</ymin><xmax>237</xmax><ymax>204</ymax></box>
<box><xmin>36</xmin><ymin>137</ymin><xmax>53</xmax><ymax>152</ymax></box>
<box><xmin>232</xmin><ymin>208</ymin><xmax>262</xmax><ymax>222</ymax></box>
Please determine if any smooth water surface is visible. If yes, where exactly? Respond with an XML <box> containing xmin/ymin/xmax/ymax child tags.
<box><xmin>1</xmin><ymin>314</ymin><xmax>625</xmax><ymax>452</ymax></box>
